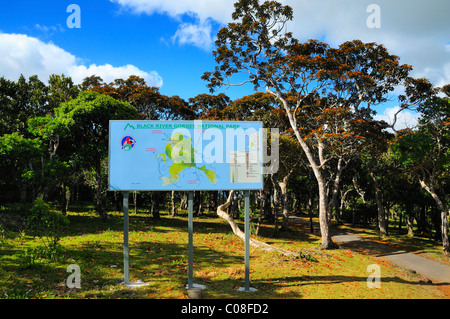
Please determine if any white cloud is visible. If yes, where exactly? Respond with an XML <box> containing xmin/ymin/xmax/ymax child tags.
<box><xmin>111</xmin><ymin>0</ymin><xmax>233</xmax><ymax>23</ymax></box>
<box><xmin>374</xmin><ymin>106</ymin><xmax>421</xmax><ymax>131</ymax></box>
<box><xmin>69</xmin><ymin>64</ymin><xmax>163</xmax><ymax>87</ymax></box>
<box><xmin>282</xmin><ymin>0</ymin><xmax>450</xmax><ymax>87</ymax></box>
<box><xmin>171</xmin><ymin>19</ymin><xmax>214</xmax><ymax>50</ymax></box>
<box><xmin>112</xmin><ymin>0</ymin><xmax>450</xmax><ymax>87</ymax></box>
<box><xmin>0</xmin><ymin>33</ymin><xmax>76</xmax><ymax>81</ymax></box>
<box><xmin>112</xmin><ymin>0</ymin><xmax>222</xmax><ymax>51</ymax></box>
<box><xmin>34</xmin><ymin>24</ymin><xmax>65</xmax><ymax>34</ymax></box>
<box><xmin>0</xmin><ymin>33</ymin><xmax>163</xmax><ymax>87</ymax></box>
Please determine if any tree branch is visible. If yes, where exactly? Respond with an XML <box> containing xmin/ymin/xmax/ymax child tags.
<box><xmin>216</xmin><ymin>190</ymin><xmax>298</xmax><ymax>256</ymax></box>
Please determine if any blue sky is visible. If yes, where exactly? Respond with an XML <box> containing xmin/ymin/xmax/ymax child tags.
<box><xmin>0</xmin><ymin>0</ymin><xmax>228</xmax><ymax>99</ymax></box>
<box><xmin>1</xmin><ymin>0</ymin><xmax>449</xmax><ymax>128</ymax></box>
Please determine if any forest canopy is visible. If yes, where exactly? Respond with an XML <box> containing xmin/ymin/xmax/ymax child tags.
<box><xmin>0</xmin><ymin>0</ymin><xmax>449</xmax><ymax>256</ymax></box>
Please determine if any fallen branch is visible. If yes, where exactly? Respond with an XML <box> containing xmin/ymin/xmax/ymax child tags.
<box><xmin>217</xmin><ymin>190</ymin><xmax>298</xmax><ymax>257</ymax></box>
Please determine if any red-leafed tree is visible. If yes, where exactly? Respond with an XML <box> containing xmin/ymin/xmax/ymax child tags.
<box><xmin>81</xmin><ymin>75</ymin><xmax>195</xmax><ymax>120</ymax></box>
<box><xmin>189</xmin><ymin>93</ymin><xmax>231</xmax><ymax>120</ymax></box>
<box><xmin>202</xmin><ymin>0</ymin><xmax>434</xmax><ymax>249</ymax></box>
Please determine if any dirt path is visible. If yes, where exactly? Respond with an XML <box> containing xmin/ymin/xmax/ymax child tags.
<box><xmin>290</xmin><ymin>215</ymin><xmax>450</xmax><ymax>285</ymax></box>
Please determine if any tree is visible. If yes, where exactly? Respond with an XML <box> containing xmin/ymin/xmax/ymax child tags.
<box><xmin>0</xmin><ymin>77</ymin><xmax>22</xmax><ymax>136</ymax></box>
<box><xmin>202</xmin><ymin>0</ymin><xmax>433</xmax><ymax>249</ymax></box>
<box><xmin>0</xmin><ymin>75</ymin><xmax>48</xmax><ymax>136</ymax></box>
<box><xmin>0</xmin><ymin>133</ymin><xmax>42</xmax><ymax>203</ymax></box>
<box><xmin>81</xmin><ymin>75</ymin><xmax>196</xmax><ymax>218</ymax></box>
<box><xmin>47</xmin><ymin>74</ymin><xmax>80</xmax><ymax>113</ymax></box>
<box><xmin>358</xmin><ymin>126</ymin><xmax>393</xmax><ymax>236</ymax></box>
<box><xmin>189</xmin><ymin>93</ymin><xmax>231</xmax><ymax>119</ymax></box>
<box><xmin>82</xmin><ymin>75</ymin><xmax>195</xmax><ymax>120</ymax></box>
<box><xmin>270</xmin><ymin>133</ymin><xmax>302</xmax><ymax>231</ymax></box>
<box><xmin>391</xmin><ymin>90</ymin><xmax>450</xmax><ymax>255</ymax></box>
<box><xmin>0</xmin><ymin>74</ymin><xmax>79</xmax><ymax>204</ymax></box>
<box><xmin>36</xmin><ymin>91</ymin><xmax>140</xmax><ymax>219</ymax></box>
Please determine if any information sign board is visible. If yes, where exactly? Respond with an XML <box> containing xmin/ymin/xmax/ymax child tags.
<box><xmin>109</xmin><ymin>120</ymin><xmax>263</xmax><ymax>191</ymax></box>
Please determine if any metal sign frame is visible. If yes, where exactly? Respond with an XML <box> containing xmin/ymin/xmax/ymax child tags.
<box><xmin>108</xmin><ymin>120</ymin><xmax>264</xmax><ymax>192</ymax></box>
<box><xmin>110</xmin><ymin>120</ymin><xmax>262</xmax><ymax>292</ymax></box>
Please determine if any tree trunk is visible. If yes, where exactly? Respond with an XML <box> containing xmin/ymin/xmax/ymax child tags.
<box><xmin>255</xmin><ymin>190</ymin><xmax>264</xmax><ymax>236</ymax></box>
<box><xmin>419</xmin><ymin>180</ymin><xmax>450</xmax><ymax>256</ymax></box>
<box><xmin>95</xmin><ymin>163</ymin><xmax>108</xmax><ymax>220</ymax></box>
<box><xmin>327</xmin><ymin>158</ymin><xmax>345</xmax><ymax>223</ymax></box>
<box><xmin>211</xmin><ymin>191</ymin><xmax>218</xmax><ymax>212</ymax></box>
<box><xmin>308</xmin><ymin>187</ymin><xmax>315</xmax><ymax>233</ymax></box>
<box><xmin>133</xmin><ymin>191</ymin><xmax>137</xmax><ymax>214</ymax></box>
<box><xmin>19</xmin><ymin>180</ymin><xmax>27</xmax><ymax>204</ymax></box>
<box><xmin>263</xmin><ymin>187</ymin><xmax>272</xmax><ymax>220</ymax></box>
<box><xmin>150</xmin><ymin>192</ymin><xmax>160</xmax><ymax>220</ymax></box>
<box><xmin>196</xmin><ymin>191</ymin><xmax>204</xmax><ymax>216</ymax></box>
<box><xmin>352</xmin><ymin>177</ymin><xmax>366</xmax><ymax>203</ymax></box>
<box><xmin>340</xmin><ymin>187</ymin><xmax>353</xmax><ymax>219</ymax></box>
<box><xmin>407</xmin><ymin>214</ymin><xmax>414</xmax><ymax>237</ymax></box>
<box><xmin>61</xmin><ymin>184</ymin><xmax>70</xmax><ymax>215</ymax></box>
<box><xmin>318</xmin><ymin>179</ymin><xmax>337</xmax><ymax>249</ymax></box>
<box><xmin>430</xmin><ymin>205</ymin><xmax>441</xmax><ymax>239</ymax></box>
<box><xmin>180</xmin><ymin>192</ymin><xmax>187</xmax><ymax>210</ymax></box>
<box><xmin>205</xmin><ymin>192</ymin><xmax>210</xmax><ymax>213</ymax></box>
<box><xmin>271</xmin><ymin>180</ymin><xmax>279</xmax><ymax>233</ymax></box>
<box><xmin>267</xmin><ymin>90</ymin><xmax>337</xmax><ymax>249</ymax></box>
<box><xmin>114</xmin><ymin>191</ymin><xmax>121</xmax><ymax>213</ymax></box>
<box><xmin>279</xmin><ymin>178</ymin><xmax>290</xmax><ymax>231</ymax></box>
<box><xmin>418</xmin><ymin>203</ymin><xmax>427</xmax><ymax>236</ymax></box>
<box><xmin>171</xmin><ymin>190</ymin><xmax>176</xmax><ymax>217</ymax></box>
<box><xmin>370</xmin><ymin>171</ymin><xmax>388</xmax><ymax>236</ymax></box>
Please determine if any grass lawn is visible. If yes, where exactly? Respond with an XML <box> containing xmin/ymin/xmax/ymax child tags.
<box><xmin>0</xmin><ymin>207</ymin><xmax>447</xmax><ymax>299</ymax></box>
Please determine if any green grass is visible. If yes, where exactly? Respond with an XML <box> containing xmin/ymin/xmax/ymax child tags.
<box><xmin>0</xmin><ymin>207</ymin><xmax>447</xmax><ymax>299</ymax></box>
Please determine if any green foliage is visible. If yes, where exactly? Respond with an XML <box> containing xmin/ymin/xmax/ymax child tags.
<box><xmin>0</xmin><ymin>132</ymin><xmax>42</xmax><ymax>163</ymax></box>
<box><xmin>390</xmin><ymin>96</ymin><xmax>449</xmax><ymax>177</ymax></box>
<box><xmin>53</xmin><ymin>91</ymin><xmax>140</xmax><ymax>161</ymax></box>
<box><xmin>27</xmin><ymin>90</ymin><xmax>140</xmax><ymax>217</ymax></box>
<box><xmin>0</xmin><ymin>75</ymin><xmax>49</xmax><ymax>135</ymax></box>
<box><xmin>18</xmin><ymin>199</ymin><xmax>69</xmax><ymax>268</ymax></box>
<box><xmin>20</xmin><ymin>242</ymin><xmax>66</xmax><ymax>268</ymax></box>
<box><xmin>26</xmin><ymin>198</ymin><xmax>69</xmax><ymax>245</ymax></box>
<box><xmin>391</xmin><ymin>131</ymin><xmax>434</xmax><ymax>169</ymax></box>
<box><xmin>299</xmin><ymin>250</ymin><xmax>318</xmax><ymax>262</ymax></box>
<box><xmin>0</xmin><ymin>133</ymin><xmax>43</xmax><ymax>196</ymax></box>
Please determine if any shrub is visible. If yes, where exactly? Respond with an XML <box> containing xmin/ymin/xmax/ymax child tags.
<box><xmin>26</xmin><ymin>198</ymin><xmax>69</xmax><ymax>248</ymax></box>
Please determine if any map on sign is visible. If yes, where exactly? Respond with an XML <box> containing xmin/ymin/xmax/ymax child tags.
<box><xmin>109</xmin><ymin>120</ymin><xmax>263</xmax><ymax>191</ymax></box>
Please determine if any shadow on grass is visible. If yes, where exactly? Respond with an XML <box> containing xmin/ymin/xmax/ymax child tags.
<box><xmin>61</xmin><ymin>237</ymin><xmax>247</xmax><ymax>291</ymax></box>
<box><xmin>268</xmin><ymin>274</ymin><xmax>450</xmax><ymax>287</ymax></box>
<box><xmin>3</xmin><ymin>237</ymin><xmax>446</xmax><ymax>299</ymax></box>
<box><xmin>63</xmin><ymin>212</ymin><xmax>234</xmax><ymax>237</ymax></box>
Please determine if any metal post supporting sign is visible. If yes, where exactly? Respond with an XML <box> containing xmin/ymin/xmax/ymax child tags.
<box><xmin>244</xmin><ymin>190</ymin><xmax>250</xmax><ymax>291</ymax></box>
<box><xmin>123</xmin><ymin>191</ymin><xmax>129</xmax><ymax>285</ymax></box>
<box><xmin>186</xmin><ymin>191</ymin><xmax>206</xmax><ymax>291</ymax></box>
<box><xmin>187</xmin><ymin>191</ymin><xmax>194</xmax><ymax>289</ymax></box>
<box><xmin>122</xmin><ymin>191</ymin><xmax>148</xmax><ymax>288</ymax></box>
<box><xmin>239</xmin><ymin>190</ymin><xmax>256</xmax><ymax>292</ymax></box>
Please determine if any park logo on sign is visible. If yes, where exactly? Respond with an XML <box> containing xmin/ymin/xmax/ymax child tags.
<box><xmin>121</xmin><ymin>136</ymin><xmax>136</xmax><ymax>151</ymax></box>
